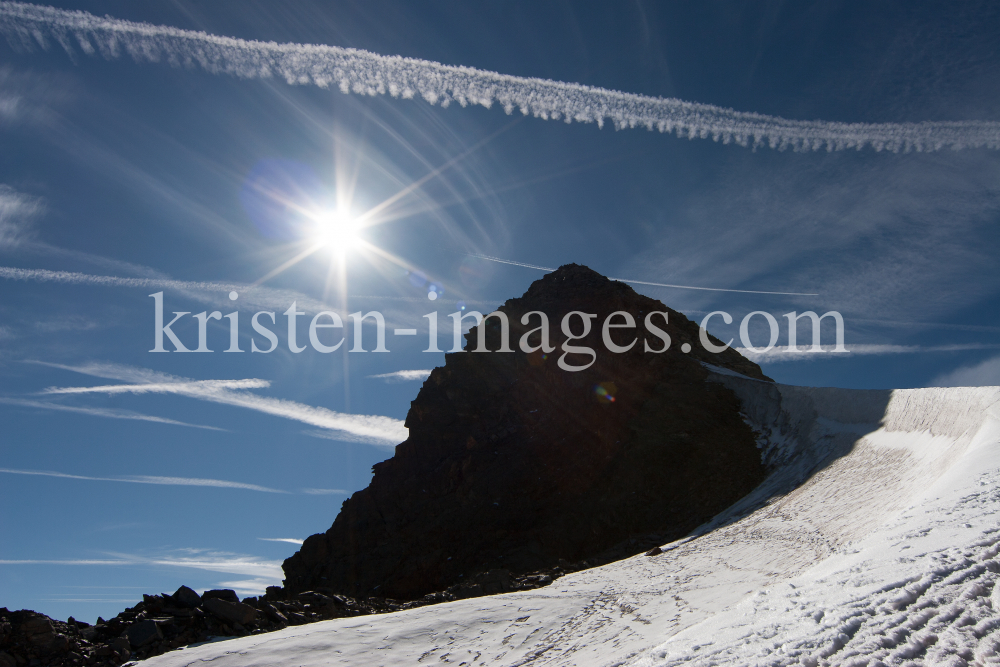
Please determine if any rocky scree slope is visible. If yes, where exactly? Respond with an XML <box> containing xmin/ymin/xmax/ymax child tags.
<box><xmin>0</xmin><ymin>573</ymin><xmax>577</xmax><ymax>667</ymax></box>
<box><xmin>283</xmin><ymin>264</ymin><xmax>771</xmax><ymax>599</ymax></box>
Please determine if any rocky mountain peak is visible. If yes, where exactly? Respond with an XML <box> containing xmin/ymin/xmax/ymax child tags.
<box><xmin>282</xmin><ymin>265</ymin><xmax>770</xmax><ymax>599</ymax></box>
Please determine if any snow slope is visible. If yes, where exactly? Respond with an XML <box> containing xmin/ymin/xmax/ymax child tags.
<box><xmin>143</xmin><ymin>373</ymin><xmax>1000</xmax><ymax>666</ymax></box>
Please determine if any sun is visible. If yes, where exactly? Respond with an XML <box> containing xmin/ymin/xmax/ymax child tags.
<box><xmin>311</xmin><ymin>209</ymin><xmax>362</xmax><ymax>252</ymax></box>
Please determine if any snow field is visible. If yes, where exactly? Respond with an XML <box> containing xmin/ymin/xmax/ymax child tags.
<box><xmin>142</xmin><ymin>378</ymin><xmax>1000</xmax><ymax>666</ymax></box>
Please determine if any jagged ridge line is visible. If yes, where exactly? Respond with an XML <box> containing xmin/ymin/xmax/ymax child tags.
<box><xmin>3</xmin><ymin>2</ymin><xmax>1000</xmax><ymax>153</ymax></box>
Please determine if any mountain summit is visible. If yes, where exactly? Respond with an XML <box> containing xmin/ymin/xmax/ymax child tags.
<box><xmin>283</xmin><ymin>265</ymin><xmax>770</xmax><ymax>599</ymax></box>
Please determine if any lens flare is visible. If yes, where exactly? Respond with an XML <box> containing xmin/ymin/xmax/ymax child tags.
<box><xmin>594</xmin><ymin>382</ymin><xmax>617</xmax><ymax>403</ymax></box>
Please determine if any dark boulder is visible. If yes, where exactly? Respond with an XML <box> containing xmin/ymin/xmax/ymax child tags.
<box><xmin>202</xmin><ymin>598</ymin><xmax>257</xmax><ymax>626</ymax></box>
<box><xmin>283</xmin><ymin>264</ymin><xmax>770</xmax><ymax>599</ymax></box>
<box><xmin>125</xmin><ymin>620</ymin><xmax>162</xmax><ymax>648</ymax></box>
<box><xmin>171</xmin><ymin>585</ymin><xmax>202</xmax><ymax>609</ymax></box>
<box><xmin>201</xmin><ymin>589</ymin><xmax>239</xmax><ymax>604</ymax></box>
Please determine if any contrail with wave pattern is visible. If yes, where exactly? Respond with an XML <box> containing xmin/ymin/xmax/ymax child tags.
<box><xmin>3</xmin><ymin>2</ymin><xmax>1000</xmax><ymax>153</ymax></box>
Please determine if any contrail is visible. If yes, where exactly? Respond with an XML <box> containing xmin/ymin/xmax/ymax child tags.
<box><xmin>3</xmin><ymin>260</ymin><xmax>816</xmax><ymax>301</ymax></box>
<box><xmin>258</xmin><ymin>537</ymin><xmax>304</xmax><ymax>545</ymax></box>
<box><xmin>0</xmin><ymin>551</ymin><xmax>284</xmax><ymax>580</ymax></box>
<box><xmin>738</xmin><ymin>342</ymin><xmax>1000</xmax><ymax>363</ymax></box>
<box><xmin>467</xmin><ymin>254</ymin><xmax>554</xmax><ymax>273</ymax></box>
<box><xmin>0</xmin><ymin>265</ymin><xmax>245</xmax><ymax>292</ymax></box>
<box><xmin>300</xmin><ymin>486</ymin><xmax>348</xmax><ymax>495</ymax></box>
<box><xmin>367</xmin><ymin>369</ymin><xmax>433</xmax><ymax>383</ymax></box>
<box><xmin>0</xmin><ymin>266</ymin><xmax>502</xmax><ymax>307</ymax></box>
<box><xmin>0</xmin><ymin>397</ymin><xmax>226</xmax><ymax>430</ymax></box>
<box><xmin>0</xmin><ymin>265</ymin><xmax>341</xmax><ymax>314</ymax></box>
<box><xmin>467</xmin><ymin>254</ymin><xmax>819</xmax><ymax>296</ymax></box>
<box><xmin>39</xmin><ymin>378</ymin><xmax>271</xmax><ymax>395</ymax></box>
<box><xmin>0</xmin><ymin>466</ymin><xmax>287</xmax><ymax>493</ymax></box>
<box><xmin>2</xmin><ymin>2</ymin><xmax>999</xmax><ymax>153</ymax></box>
<box><xmin>35</xmin><ymin>360</ymin><xmax>409</xmax><ymax>446</ymax></box>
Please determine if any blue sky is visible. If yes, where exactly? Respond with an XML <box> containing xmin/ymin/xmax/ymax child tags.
<box><xmin>2</xmin><ymin>1</ymin><xmax>1000</xmax><ymax>622</ymax></box>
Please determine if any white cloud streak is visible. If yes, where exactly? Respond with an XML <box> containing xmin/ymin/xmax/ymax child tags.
<box><xmin>34</xmin><ymin>360</ymin><xmax>408</xmax><ymax>446</ymax></box>
<box><xmin>0</xmin><ymin>550</ymin><xmax>285</xmax><ymax>585</ymax></box>
<box><xmin>257</xmin><ymin>538</ymin><xmax>304</xmax><ymax>545</ymax></box>
<box><xmin>367</xmin><ymin>369</ymin><xmax>433</xmax><ymax>383</ymax></box>
<box><xmin>114</xmin><ymin>549</ymin><xmax>285</xmax><ymax>582</ymax></box>
<box><xmin>41</xmin><ymin>598</ymin><xmax>141</xmax><ymax>603</ymax></box>
<box><xmin>738</xmin><ymin>343</ymin><xmax>1000</xmax><ymax>364</ymax></box>
<box><xmin>2</xmin><ymin>2</ymin><xmax>999</xmax><ymax>153</ymax></box>
<box><xmin>0</xmin><ymin>396</ymin><xmax>225</xmax><ymax>430</ymax></box>
<box><xmin>300</xmin><ymin>487</ymin><xmax>348</xmax><ymax>495</ymax></box>
<box><xmin>40</xmin><ymin>378</ymin><xmax>270</xmax><ymax>396</ymax></box>
<box><xmin>0</xmin><ymin>466</ymin><xmax>287</xmax><ymax>493</ymax></box>
<box><xmin>299</xmin><ymin>428</ymin><xmax>394</xmax><ymax>448</ymax></box>
<box><xmin>212</xmin><ymin>578</ymin><xmax>276</xmax><ymax>596</ymax></box>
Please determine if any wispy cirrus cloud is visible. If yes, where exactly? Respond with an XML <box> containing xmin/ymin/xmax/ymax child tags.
<box><xmin>0</xmin><ymin>466</ymin><xmax>287</xmax><ymax>493</ymax></box>
<box><xmin>0</xmin><ymin>91</ymin><xmax>17</xmax><ymax>121</ymax></box>
<box><xmin>627</xmin><ymin>150</ymin><xmax>1000</xmax><ymax>329</ymax></box>
<box><xmin>33</xmin><ymin>360</ymin><xmax>407</xmax><ymax>446</ymax></box>
<box><xmin>0</xmin><ymin>188</ymin><xmax>174</xmax><ymax>277</ymax></box>
<box><xmin>0</xmin><ymin>184</ymin><xmax>41</xmax><ymax>249</ymax></box>
<box><xmin>367</xmin><ymin>369</ymin><xmax>433</xmax><ymax>383</ymax></box>
<box><xmin>0</xmin><ymin>64</ymin><xmax>74</xmax><ymax>125</ymax></box>
<box><xmin>0</xmin><ymin>396</ymin><xmax>225</xmax><ymax>430</ymax></box>
<box><xmin>2</xmin><ymin>2</ymin><xmax>1000</xmax><ymax>152</ymax></box>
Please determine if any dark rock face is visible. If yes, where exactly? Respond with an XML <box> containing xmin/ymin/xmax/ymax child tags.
<box><xmin>283</xmin><ymin>264</ymin><xmax>770</xmax><ymax>599</ymax></box>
